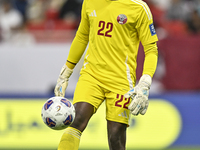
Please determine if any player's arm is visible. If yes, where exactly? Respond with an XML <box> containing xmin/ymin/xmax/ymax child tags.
<box><xmin>143</xmin><ymin>42</ymin><xmax>158</xmax><ymax>77</ymax></box>
<box><xmin>125</xmin><ymin>3</ymin><xmax>158</xmax><ymax>115</ymax></box>
<box><xmin>54</xmin><ymin>0</ymin><xmax>89</xmax><ymax>97</ymax></box>
<box><xmin>65</xmin><ymin>0</ymin><xmax>89</xmax><ymax>69</ymax></box>
<box><xmin>124</xmin><ymin>42</ymin><xmax>158</xmax><ymax>115</ymax></box>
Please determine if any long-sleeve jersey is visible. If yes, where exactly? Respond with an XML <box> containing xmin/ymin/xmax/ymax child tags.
<box><xmin>67</xmin><ymin>0</ymin><xmax>158</xmax><ymax>95</ymax></box>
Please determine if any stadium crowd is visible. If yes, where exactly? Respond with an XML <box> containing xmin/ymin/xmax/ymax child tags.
<box><xmin>0</xmin><ymin>0</ymin><xmax>82</xmax><ymax>43</ymax></box>
<box><xmin>0</xmin><ymin>0</ymin><xmax>200</xmax><ymax>43</ymax></box>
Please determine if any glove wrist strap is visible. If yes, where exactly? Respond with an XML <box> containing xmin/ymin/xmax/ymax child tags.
<box><xmin>139</xmin><ymin>74</ymin><xmax>152</xmax><ymax>89</ymax></box>
<box><xmin>60</xmin><ymin>64</ymin><xmax>73</xmax><ymax>78</ymax></box>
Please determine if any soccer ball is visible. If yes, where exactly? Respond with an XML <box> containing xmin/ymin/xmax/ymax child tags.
<box><xmin>41</xmin><ymin>96</ymin><xmax>75</xmax><ymax>130</ymax></box>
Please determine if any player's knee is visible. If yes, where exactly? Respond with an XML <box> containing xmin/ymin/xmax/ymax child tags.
<box><xmin>70</xmin><ymin>112</ymin><xmax>88</xmax><ymax>132</ymax></box>
<box><xmin>107</xmin><ymin>121</ymin><xmax>126</xmax><ymax>149</ymax></box>
<box><xmin>108</xmin><ymin>133</ymin><xmax>125</xmax><ymax>150</ymax></box>
<box><xmin>109</xmin><ymin>133</ymin><xmax>118</xmax><ymax>144</ymax></box>
<box><xmin>71</xmin><ymin>102</ymin><xmax>94</xmax><ymax>132</ymax></box>
<box><xmin>108</xmin><ymin>128</ymin><xmax>123</xmax><ymax>142</ymax></box>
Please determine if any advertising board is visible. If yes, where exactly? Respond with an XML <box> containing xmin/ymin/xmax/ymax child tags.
<box><xmin>0</xmin><ymin>93</ymin><xmax>199</xmax><ymax>149</ymax></box>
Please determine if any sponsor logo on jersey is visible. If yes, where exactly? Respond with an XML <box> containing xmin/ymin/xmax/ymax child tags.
<box><xmin>89</xmin><ymin>10</ymin><xmax>97</xmax><ymax>17</ymax></box>
<box><xmin>149</xmin><ymin>23</ymin><xmax>156</xmax><ymax>36</ymax></box>
<box><xmin>118</xmin><ymin>110</ymin><xmax>128</xmax><ymax>118</ymax></box>
<box><xmin>117</xmin><ymin>14</ymin><xmax>127</xmax><ymax>24</ymax></box>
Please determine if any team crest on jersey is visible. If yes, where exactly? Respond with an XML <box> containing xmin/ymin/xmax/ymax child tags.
<box><xmin>117</xmin><ymin>14</ymin><xmax>127</xmax><ymax>24</ymax></box>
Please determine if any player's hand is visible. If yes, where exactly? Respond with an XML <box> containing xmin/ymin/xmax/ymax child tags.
<box><xmin>124</xmin><ymin>74</ymin><xmax>152</xmax><ymax>116</ymax></box>
<box><xmin>54</xmin><ymin>64</ymin><xmax>73</xmax><ymax>97</ymax></box>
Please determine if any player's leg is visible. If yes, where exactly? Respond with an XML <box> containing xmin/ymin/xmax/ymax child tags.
<box><xmin>105</xmin><ymin>92</ymin><xmax>131</xmax><ymax>150</ymax></box>
<box><xmin>71</xmin><ymin>102</ymin><xmax>94</xmax><ymax>132</ymax></box>
<box><xmin>58</xmin><ymin>102</ymin><xmax>94</xmax><ymax>150</ymax></box>
<box><xmin>107</xmin><ymin>120</ymin><xmax>127</xmax><ymax>150</ymax></box>
<box><xmin>58</xmin><ymin>73</ymin><xmax>105</xmax><ymax>150</ymax></box>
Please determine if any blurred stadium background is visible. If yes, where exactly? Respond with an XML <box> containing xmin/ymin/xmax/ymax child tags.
<box><xmin>0</xmin><ymin>0</ymin><xmax>200</xmax><ymax>149</ymax></box>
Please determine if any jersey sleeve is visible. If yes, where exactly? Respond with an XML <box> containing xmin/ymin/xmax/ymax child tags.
<box><xmin>67</xmin><ymin>0</ymin><xmax>90</xmax><ymax>64</ymax></box>
<box><xmin>142</xmin><ymin>42</ymin><xmax>158</xmax><ymax>77</ymax></box>
<box><xmin>136</xmin><ymin>3</ymin><xmax>158</xmax><ymax>45</ymax></box>
<box><xmin>135</xmin><ymin>3</ymin><xmax>158</xmax><ymax>78</ymax></box>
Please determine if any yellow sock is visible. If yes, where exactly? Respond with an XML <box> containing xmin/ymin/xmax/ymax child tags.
<box><xmin>58</xmin><ymin>127</ymin><xmax>82</xmax><ymax>150</ymax></box>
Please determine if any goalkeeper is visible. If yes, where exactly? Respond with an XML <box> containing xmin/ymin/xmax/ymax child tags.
<box><xmin>54</xmin><ymin>0</ymin><xmax>158</xmax><ymax>149</ymax></box>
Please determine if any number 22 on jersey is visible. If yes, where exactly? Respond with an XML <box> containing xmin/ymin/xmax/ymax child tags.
<box><xmin>97</xmin><ymin>21</ymin><xmax>113</xmax><ymax>37</ymax></box>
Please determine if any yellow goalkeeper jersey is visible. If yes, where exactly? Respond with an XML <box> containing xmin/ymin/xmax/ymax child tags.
<box><xmin>68</xmin><ymin>0</ymin><xmax>158</xmax><ymax>94</ymax></box>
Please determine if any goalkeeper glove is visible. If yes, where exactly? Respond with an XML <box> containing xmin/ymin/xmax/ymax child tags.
<box><xmin>124</xmin><ymin>74</ymin><xmax>152</xmax><ymax>116</ymax></box>
<box><xmin>54</xmin><ymin>64</ymin><xmax>73</xmax><ymax>97</ymax></box>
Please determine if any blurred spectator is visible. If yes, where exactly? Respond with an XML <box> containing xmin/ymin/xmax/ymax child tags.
<box><xmin>58</xmin><ymin>0</ymin><xmax>83</xmax><ymax>29</ymax></box>
<box><xmin>59</xmin><ymin>0</ymin><xmax>82</xmax><ymax>20</ymax></box>
<box><xmin>12</xmin><ymin>0</ymin><xmax>28</xmax><ymax>23</ymax></box>
<box><xmin>187</xmin><ymin>9</ymin><xmax>200</xmax><ymax>34</ymax></box>
<box><xmin>26</xmin><ymin>0</ymin><xmax>49</xmax><ymax>22</ymax></box>
<box><xmin>151</xmin><ymin>0</ymin><xmax>194</xmax><ymax>36</ymax></box>
<box><xmin>26</xmin><ymin>0</ymin><xmax>80</xmax><ymax>31</ymax></box>
<box><xmin>8</xmin><ymin>21</ymin><xmax>36</xmax><ymax>46</ymax></box>
<box><xmin>150</xmin><ymin>0</ymin><xmax>172</xmax><ymax>11</ymax></box>
<box><xmin>0</xmin><ymin>0</ymin><xmax>23</xmax><ymax>42</ymax></box>
<box><xmin>165</xmin><ymin>0</ymin><xmax>192</xmax><ymax>21</ymax></box>
<box><xmin>185</xmin><ymin>0</ymin><xmax>200</xmax><ymax>34</ymax></box>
